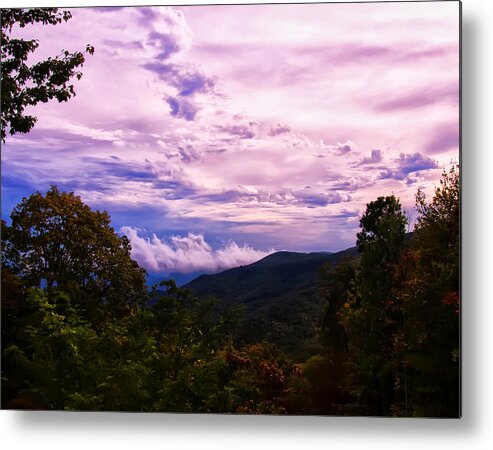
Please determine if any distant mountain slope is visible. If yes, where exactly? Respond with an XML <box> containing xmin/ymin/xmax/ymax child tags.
<box><xmin>183</xmin><ymin>246</ymin><xmax>358</xmax><ymax>360</ymax></box>
<box><xmin>185</xmin><ymin>248</ymin><xmax>357</xmax><ymax>305</ymax></box>
<box><xmin>147</xmin><ymin>271</ymin><xmax>207</xmax><ymax>288</ymax></box>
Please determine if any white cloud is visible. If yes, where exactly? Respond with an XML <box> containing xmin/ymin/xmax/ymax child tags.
<box><xmin>121</xmin><ymin>226</ymin><xmax>274</xmax><ymax>273</ymax></box>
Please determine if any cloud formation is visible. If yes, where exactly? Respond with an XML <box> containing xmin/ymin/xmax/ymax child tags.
<box><xmin>360</xmin><ymin>149</ymin><xmax>383</xmax><ymax>165</ymax></box>
<box><xmin>320</xmin><ymin>140</ymin><xmax>355</xmax><ymax>156</ymax></box>
<box><xmin>166</xmin><ymin>96</ymin><xmax>199</xmax><ymax>120</ymax></box>
<box><xmin>269</xmin><ymin>123</ymin><xmax>291</xmax><ymax>136</ymax></box>
<box><xmin>425</xmin><ymin>123</ymin><xmax>460</xmax><ymax>154</ymax></box>
<box><xmin>137</xmin><ymin>7</ymin><xmax>217</xmax><ymax>121</ymax></box>
<box><xmin>396</xmin><ymin>152</ymin><xmax>438</xmax><ymax>174</ymax></box>
<box><xmin>143</xmin><ymin>63</ymin><xmax>217</xmax><ymax>97</ymax></box>
<box><xmin>140</xmin><ymin>7</ymin><xmax>192</xmax><ymax>58</ymax></box>
<box><xmin>2</xmin><ymin>3</ymin><xmax>459</xmax><ymax>259</ymax></box>
<box><xmin>373</xmin><ymin>84</ymin><xmax>458</xmax><ymax>112</ymax></box>
<box><xmin>377</xmin><ymin>152</ymin><xmax>438</xmax><ymax>181</ymax></box>
<box><xmin>216</xmin><ymin>122</ymin><xmax>257</xmax><ymax>139</ymax></box>
<box><xmin>121</xmin><ymin>226</ymin><xmax>274</xmax><ymax>273</ymax></box>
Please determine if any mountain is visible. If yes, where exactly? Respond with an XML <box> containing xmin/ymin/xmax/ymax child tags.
<box><xmin>147</xmin><ymin>271</ymin><xmax>208</xmax><ymax>288</ymax></box>
<box><xmin>183</xmin><ymin>246</ymin><xmax>358</xmax><ymax>360</ymax></box>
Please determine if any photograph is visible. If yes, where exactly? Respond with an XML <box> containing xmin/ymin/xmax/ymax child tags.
<box><xmin>1</xmin><ymin>1</ymin><xmax>460</xmax><ymax>417</ymax></box>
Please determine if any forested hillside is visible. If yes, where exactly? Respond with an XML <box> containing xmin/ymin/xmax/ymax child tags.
<box><xmin>184</xmin><ymin>248</ymin><xmax>358</xmax><ymax>359</ymax></box>
<box><xmin>1</xmin><ymin>166</ymin><xmax>460</xmax><ymax>416</ymax></box>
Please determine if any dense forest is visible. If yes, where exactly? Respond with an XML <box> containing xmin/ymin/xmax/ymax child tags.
<box><xmin>1</xmin><ymin>165</ymin><xmax>460</xmax><ymax>416</ymax></box>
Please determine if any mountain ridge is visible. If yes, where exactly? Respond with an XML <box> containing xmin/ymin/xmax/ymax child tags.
<box><xmin>183</xmin><ymin>246</ymin><xmax>359</xmax><ymax>359</ymax></box>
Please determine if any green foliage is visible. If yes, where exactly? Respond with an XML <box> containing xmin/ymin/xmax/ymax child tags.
<box><xmin>314</xmin><ymin>168</ymin><xmax>460</xmax><ymax>417</ymax></box>
<box><xmin>1</xmin><ymin>189</ymin><xmax>303</xmax><ymax>413</ymax></box>
<box><xmin>2</xmin><ymin>288</ymin><xmax>98</xmax><ymax>409</ymax></box>
<box><xmin>1</xmin><ymin>175</ymin><xmax>459</xmax><ymax>416</ymax></box>
<box><xmin>337</xmin><ymin>195</ymin><xmax>407</xmax><ymax>415</ymax></box>
<box><xmin>319</xmin><ymin>259</ymin><xmax>355</xmax><ymax>352</ymax></box>
<box><xmin>392</xmin><ymin>165</ymin><xmax>460</xmax><ymax>416</ymax></box>
<box><xmin>2</xmin><ymin>284</ymin><xmax>300</xmax><ymax>412</ymax></box>
<box><xmin>4</xmin><ymin>186</ymin><xmax>146</xmax><ymax>321</ymax></box>
<box><xmin>356</xmin><ymin>195</ymin><xmax>406</xmax><ymax>254</ymax></box>
<box><xmin>306</xmin><ymin>261</ymin><xmax>357</xmax><ymax>415</ymax></box>
<box><xmin>1</xmin><ymin>8</ymin><xmax>94</xmax><ymax>141</ymax></box>
<box><xmin>184</xmin><ymin>248</ymin><xmax>358</xmax><ymax>360</ymax></box>
<box><xmin>415</xmin><ymin>164</ymin><xmax>460</xmax><ymax>293</ymax></box>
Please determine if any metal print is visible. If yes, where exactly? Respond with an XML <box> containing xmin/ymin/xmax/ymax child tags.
<box><xmin>1</xmin><ymin>2</ymin><xmax>460</xmax><ymax>416</ymax></box>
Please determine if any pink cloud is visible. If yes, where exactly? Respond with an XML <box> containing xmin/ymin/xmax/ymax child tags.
<box><xmin>425</xmin><ymin>122</ymin><xmax>460</xmax><ymax>155</ymax></box>
<box><xmin>359</xmin><ymin>149</ymin><xmax>383</xmax><ymax>165</ymax></box>
<box><xmin>269</xmin><ymin>123</ymin><xmax>291</xmax><ymax>137</ymax></box>
<box><xmin>2</xmin><ymin>2</ymin><xmax>459</xmax><ymax>258</ymax></box>
<box><xmin>373</xmin><ymin>84</ymin><xmax>458</xmax><ymax>112</ymax></box>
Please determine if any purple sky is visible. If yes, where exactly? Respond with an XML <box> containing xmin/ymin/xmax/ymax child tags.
<box><xmin>2</xmin><ymin>3</ymin><xmax>460</xmax><ymax>275</ymax></box>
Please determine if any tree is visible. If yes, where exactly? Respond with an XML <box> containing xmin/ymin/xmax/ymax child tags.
<box><xmin>4</xmin><ymin>186</ymin><xmax>146</xmax><ymax>321</ymax></box>
<box><xmin>356</xmin><ymin>195</ymin><xmax>406</xmax><ymax>256</ymax></box>
<box><xmin>1</xmin><ymin>219</ymin><xmax>28</xmax><ymax>352</ymax></box>
<box><xmin>320</xmin><ymin>259</ymin><xmax>355</xmax><ymax>353</ymax></box>
<box><xmin>311</xmin><ymin>260</ymin><xmax>356</xmax><ymax>415</ymax></box>
<box><xmin>2</xmin><ymin>288</ymin><xmax>100</xmax><ymax>410</ymax></box>
<box><xmin>392</xmin><ymin>165</ymin><xmax>460</xmax><ymax>416</ymax></box>
<box><xmin>415</xmin><ymin>164</ymin><xmax>460</xmax><ymax>294</ymax></box>
<box><xmin>341</xmin><ymin>195</ymin><xmax>407</xmax><ymax>415</ymax></box>
<box><xmin>356</xmin><ymin>195</ymin><xmax>407</xmax><ymax>304</ymax></box>
<box><xmin>3</xmin><ymin>188</ymin><xmax>306</xmax><ymax>413</ymax></box>
<box><xmin>1</xmin><ymin>8</ymin><xmax>94</xmax><ymax>142</ymax></box>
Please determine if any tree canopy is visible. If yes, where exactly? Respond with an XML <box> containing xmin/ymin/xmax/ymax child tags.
<box><xmin>1</xmin><ymin>8</ymin><xmax>94</xmax><ymax>142</ymax></box>
<box><xmin>1</xmin><ymin>172</ymin><xmax>460</xmax><ymax>415</ymax></box>
<box><xmin>1</xmin><ymin>189</ymin><xmax>303</xmax><ymax>412</ymax></box>
<box><xmin>3</xmin><ymin>186</ymin><xmax>146</xmax><ymax>320</ymax></box>
<box><xmin>316</xmin><ymin>166</ymin><xmax>460</xmax><ymax>417</ymax></box>
<box><xmin>356</xmin><ymin>195</ymin><xmax>406</xmax><ymax>253</ymax></box>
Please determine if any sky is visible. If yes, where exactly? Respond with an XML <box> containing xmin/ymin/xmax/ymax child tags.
<box><xmin>1</xmin><ymin>2</ymin><xmax>460</xmax><ymax>277</ymax></box>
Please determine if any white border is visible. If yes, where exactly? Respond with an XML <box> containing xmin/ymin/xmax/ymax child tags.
<box><xmin>2</xmin><ymin>0</ymin><xmax>493</xmax><ymax>449</ymax></box>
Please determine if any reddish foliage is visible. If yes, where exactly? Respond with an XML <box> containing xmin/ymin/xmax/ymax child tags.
<box><xmin>442</xmin><ymin>291</ymin><xmax>460</xmax><ymax>315</ymax></box>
